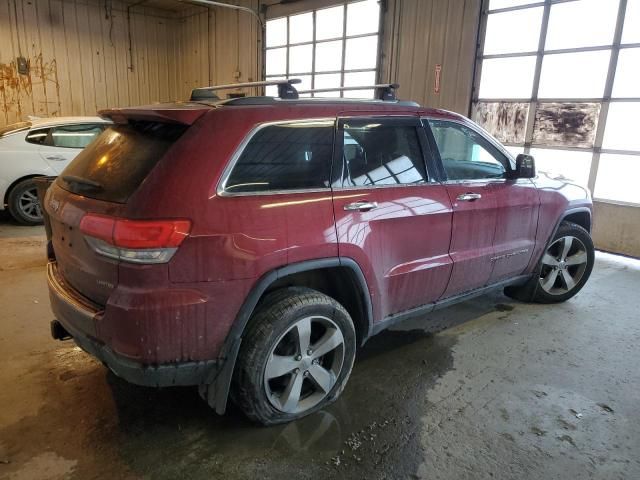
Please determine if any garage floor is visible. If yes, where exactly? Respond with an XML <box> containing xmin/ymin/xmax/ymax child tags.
<box><xmin>1</xmin><ymin>218</ymin><xmax>639</xmax><ymax>480</ymax></box>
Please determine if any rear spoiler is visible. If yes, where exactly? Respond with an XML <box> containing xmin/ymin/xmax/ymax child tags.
<box><xmin>98</xmin><ymin>103</ymin><xmax>210</xmax><ymax>125</ymax></box>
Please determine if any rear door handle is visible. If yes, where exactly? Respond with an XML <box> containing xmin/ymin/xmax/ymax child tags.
<box><xmin>456</xmin><ymin>193</ymin><xmax>482</xmax><ymax>201</ymax></box>
<box><xmin>46</xmin><ymin>155</ymin><xmax>66</xmax><ymax>161</ymax></box>
<box><xmin>343</xmin><ymin>201</ymin><xmax>378</xmax><ymax>212</ymax></box>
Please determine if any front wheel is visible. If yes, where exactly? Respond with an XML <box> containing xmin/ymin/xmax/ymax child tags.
<box><xmin>232</xmin><ymin>287</ymin><xmax>356</xmax><ymax>425</ymax></box>
<box><xmin>533</xmin><ymin>222</ymin><xmax>594</xmax><ymax>303</ymax></box>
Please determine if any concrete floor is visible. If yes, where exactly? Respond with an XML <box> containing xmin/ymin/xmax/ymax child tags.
<box><xmin>1</xmin><ymin>215</ymin><xmax>639</xmax><ymax>480</ymax></box>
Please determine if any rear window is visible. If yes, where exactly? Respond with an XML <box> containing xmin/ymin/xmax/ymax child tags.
<box><xmin>58</xmin><ymin>121</ymin><xmax>187</xmax><ymax>203</ymax></box>
<box><xmin>0</xmin><ymin>121</ymin><xmax>31</xmax><ymax>137</ymax></box>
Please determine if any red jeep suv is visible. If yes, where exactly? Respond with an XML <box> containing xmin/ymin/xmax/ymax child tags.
<box><xmin>44</xmin><ymin>81</ymin><xmax>594</xmax><ymax>425</ymax></box>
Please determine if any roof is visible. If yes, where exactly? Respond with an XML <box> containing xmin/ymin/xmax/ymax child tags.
<box><xmin>29</xmin><ymin>116</ymin><xmax>111</xmax><ymax>128</ymax></box>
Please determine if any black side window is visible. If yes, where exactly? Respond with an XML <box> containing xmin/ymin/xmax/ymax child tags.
<box><xmin>225</xmin><ymin>121</ymin><xmax>334</xmax><ymax>193</ymax></box>
<box><xmin>338</xmin><ymin>119</ymin><xmax>428</xmax><ymax>187</ymax></box>
<box><xmin>25</xmin><ymin>128</ymin><xmax>50</xmax><ymax>145</ymax></box>
<box><xmin>50</xmin><ymin>124</ymin><xmax>104</xmax><ymax>148</ymax></box>
<box><xmin>428</xmin><ymin>120</ymin><xmax>508</xmax><ymax>181</ymax></box>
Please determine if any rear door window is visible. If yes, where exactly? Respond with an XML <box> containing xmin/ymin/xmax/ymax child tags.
<box><xmin>50</xmin><ymin>124</ymin><xmax>104</xmax><ymax>148</ymax></box>
<box><xmin>336</xmin><ymin>117</ymin><xmax>429</xmax><ymax>187</ymax></box>
<box><xmin>223</xmin><ymin>120</ymin><xmax>335</xmax><ymax>193</ymax></box>
<box><xmin>58</xmin><ymin>121</ymin><xmax>187</xmax><ymax>203</ymax></box>
<box><xmin>25</xmin><ymin>128</ymin><xmax>50</xmax><ymax>145</ymax></box>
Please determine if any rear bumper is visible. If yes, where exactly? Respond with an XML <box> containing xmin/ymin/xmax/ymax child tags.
<box><xmin>47</xmin><ymin>261</ymin><xmax>219</xmax><ymax>387</ymax></box>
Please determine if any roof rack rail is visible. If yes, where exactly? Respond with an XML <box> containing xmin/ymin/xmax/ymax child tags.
<box><xmin>297</xmin><ymin>83</ymin><xmax>400</xmax><ymax>101</ymax></box>
<box><xmin>190</xmin><ymin>79</ymin><xmax>301</xmax><ymax>101</ymax></box>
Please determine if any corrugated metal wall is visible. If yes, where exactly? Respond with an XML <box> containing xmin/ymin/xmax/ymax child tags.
<box><xmin>0</xmin><ymin>0</ymin><xmax>261</xmax><ymax>127</ymax></box>
<box><xmin>380</xmin><ymin>0</ymin><xmax>481</xmax><ymax>114</ymax></box>
<box><xmin>0</xmin><ymin>0</ymin><xmax>478</xmax><ymax>127</ymax></box>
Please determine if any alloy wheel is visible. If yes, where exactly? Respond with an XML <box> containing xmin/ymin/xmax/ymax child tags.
<box><xmin>539</xmin><ymin>235</ymin><xmax>589</xmax><ymax>295</ymax></box>
<box><xmin>18</xmin><ymin>186</ymin><xmax>43</xmax><ymax>222</ymax></box>
<box><xmin>264</xmin><ymin>315</ymin><xmax>345</xmax><ymax>414</ymax></box>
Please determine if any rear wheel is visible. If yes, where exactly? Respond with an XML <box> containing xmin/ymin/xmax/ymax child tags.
<box><xmin>232</xmin><ymin>287</ymin><xmax>356</xmax><ymax>425</ymax></box>
<box><xmin>7</xmin><ymin>178</ymin><xmax>43</xmax><ymax>225</ymax></box>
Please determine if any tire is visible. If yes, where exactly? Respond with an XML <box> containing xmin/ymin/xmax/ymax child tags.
<box><xmin>231</xmin><ymin>287</ymin><xmax>356</xmax><ymax>426</ymax></box>
<box><xmin>506</xmin><ymin>221</ymin><xmax>594</xmax><ymax>304</ymax></box>
<box><xmin>7</xmin><ymin>178</ymin><xmax>44</xmax><ymax>225</ymax></box>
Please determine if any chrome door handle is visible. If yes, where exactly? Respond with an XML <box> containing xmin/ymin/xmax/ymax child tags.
<box><xmin>456</xmin><ymin>193</ymin><xmax>482</xmax><ymax>201</ymax></box>
<box><xmin>46</xmin><ymin>155</ymin><xmax>66</xmax><ymax>161</ymax></box>
<box><xmin>343</xmin><ymin>201</ymin><xmax>378</xmax><ymax>212</ymax></box>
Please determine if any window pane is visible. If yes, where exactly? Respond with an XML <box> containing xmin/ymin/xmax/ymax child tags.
<box><xmin>314</xmin><ymin>73</ymin><xmax>341</xmax><ymax>90</ymax></box>
<box><xmin>344</xmin><ymin>89</ymin><xmax>375</xmax><ymax>99</ymax></box>
<box><xmin>266</xmin><ymin>48</ymin><xmax>287</xmax><ymax>75</ymax></box>
<box><xmin>344</xmin><ymin>70</ymin><xmax>376</xmax><ymax>87</ymax></box>
<box><xmin>344</xmin><ymin>35</ymin><xmax>378</xmax><ymax>70</ymax></box>
<box><xmin>51</xmin><ymin>125</ymin><xmax>103</xmax><ymax>148</ymax></box>
<box><xmin>346</xmin><ymin>0</ymin><xmax>380</xmax><ymax>36</ymax></box>
<box><xmin>489</xmin><ymin>0</ymin><xmax>538</xmax><ymax>9</ymax></box>
<box><xmin>429</xmin><ymin>120</ymin><xmax>507</xmax><ymax>181</ymax></box>
<box><xmin>529</xmin><ymin>148</ymin><xmax>592</xmax><ymax>187</ymax></box>
<box><xmin>478</xmin><ymin>56</ymin><xmax>536</xmax><ymax>99</ymax></box>
<box><xmin>612</xmin><ymin>48</ymin><xmax>640</xmax><ymax>98</ymax></box>
<box><xmin>289</xmin><ymin>12</ymin><xmax>313</xmax><ymax>44</ymax></box>
<box><xmin>504</xmin><ymin>146</ymin><xmax>524</xmax><ymax>158</ymax></box>
<box><xmin>595</xmin><ymin>154</ymin><xmax>640</xmax><ymax>204</ymax></box>
<box><xmin>266</xmin><ymin>18</ymin><xmax>287</xmax><ymax>47</ymax></box>
<box><xmin>545</xmin><ymin>0</ymin><xmax>618</xmax><ymax>50</ymax></box>
<box><xmin>316</xmin><ymin>5</ymin><xmax>344</xmax><ymax>40</ymax></box>
<box><xmin>342</xmin><ymin>124</ymin><xmax>427</xmax><ymax>187</ymax></box>
<box><xmin>315</xmin><ymin>40</ymin><xmax>343</xmax><ymax>72</ymax></box>
<box><xmin>603</xmin><ymin>102</ymin><xmax>640</xmax><ymax>151</ymax></box>
<box><xmin>473</xmin><ymin>101</ymin><xmax>529</xmax><ymax>144</ymax></box>
<box><xmin>314</xmin><ymin>90</ymin><xmax>341</xmax><ymax>98</ymax></box>
<box><xmin>538</xmin><ymin>50</ymin><xmax>610</xmax><ymax>99</ymax></box>
<box><xmin>225</xmin><ymin>122</ymin><xmax>335</xmax><ymax>193</ymax></box>
<box><xmin>483</xmin><ymin>8</ymin><xmax>543</xmax><ymax>55</ymax></box>
<box><xmin>532</xmin><ymin>103</ymin><xmax>600</xmax><ymax>149</ymax></box>
<box><xmin>622</xmin><ymin>0</ymin><xmax>640</xmax><ymax>44</ymax></box>
<box><xmin>289</xmin><ymin>44</ymin><xmax>312</xmax><ymax>74</ymax></box>
<box><xmin>25</xmin><ymin>128</ymin><xmax>50</xmax><ymax>145</ymax></box>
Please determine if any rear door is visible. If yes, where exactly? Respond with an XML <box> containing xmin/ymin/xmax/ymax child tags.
<box><xmin>331</xmin><ymin>115</ymin><xmax>453</xmax><ymax>321</ymax></box>
<box><xmin>425</xmin><ymin>118</ymin><xmax>503</xmax><ymax>298</ymax></box>
<box><xmin>39</xmin><ymin>123</ymin><xmax>105</xmax><ymax>173</ymax></box>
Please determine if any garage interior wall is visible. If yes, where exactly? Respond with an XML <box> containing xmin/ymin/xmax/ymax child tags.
<box><xmin>0</xmin><ymin>0</ymin><xmax>260</xmax><ymax>126</ymax></box>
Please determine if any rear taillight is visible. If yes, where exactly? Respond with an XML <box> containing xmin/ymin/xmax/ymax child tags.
<box><xmin>79</xmin><ymin>214</ymin><xmax>191</xmax><ymax>264</ymax></box>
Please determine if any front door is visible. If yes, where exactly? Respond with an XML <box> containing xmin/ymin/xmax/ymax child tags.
<box><xmin>39</xmin><ymin>123</ymin><xmax>104</xmax><ymax>173</ymax></box>
<box><xmin>426</xmin><ymin>118</ymin><xmax>510</xmax><ymax>298</ymax></box>
<box><xmin>331</xmin><ymin>115</ymin><xmax>453</xmax><ymax>321</ymax></box>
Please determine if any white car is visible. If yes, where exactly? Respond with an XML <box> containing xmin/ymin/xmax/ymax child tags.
<box><xmin>0</xmin><ymin>117</ymin><xmax>111</xmax><ymax>225</ymax></box>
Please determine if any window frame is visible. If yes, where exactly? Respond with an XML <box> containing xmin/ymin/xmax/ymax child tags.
<box><xmin>472</xmin><ymin>0</ymin><xmax>640</xmax><ymax>206</ymax></box>
<box><xmin>217</xmin><ymin>118</ymin><xmax>337</xmax><ymax>197</ymax></box>
<box><xmin>264</xmin><ymin>1</ymin><xmax>382</xmax><ymax>98</ymax></box>
<box><xmin>332</xmin><ymin>115</ymin><xmax>435</xmax><ymax>190</ymax></box>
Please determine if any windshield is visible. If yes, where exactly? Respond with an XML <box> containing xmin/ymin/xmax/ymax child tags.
<box><xmin>0</xmin><ymin>121</ymin><xmax>31</xmax><ymax>137</ymax></box>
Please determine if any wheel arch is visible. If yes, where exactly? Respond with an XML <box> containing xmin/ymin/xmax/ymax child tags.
<box><xmin>3</xmin><ymin>174</ymin><xmax>46</xmax><ymax>206</ymax></box>
<box><xmin>561</xmin><ymin>208</ymin><xmax>591</xmax><ymax>233</ymax></box>
<box><xmin>207</xmin><ymin>257</ymin><xmax>373</xmax><ymax>415</ymax></box>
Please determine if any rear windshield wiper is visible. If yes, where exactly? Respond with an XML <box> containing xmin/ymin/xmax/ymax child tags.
<box><xmin>62</xmin><ymin>175</ymin><xmax>103</xmax><ymax>191</ymax></box>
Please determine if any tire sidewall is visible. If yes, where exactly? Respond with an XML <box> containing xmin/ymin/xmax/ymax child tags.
<box><xmin>234</xmin><ymin>291</ymin><xmax>356</xmax><ymax>425</ymax></box>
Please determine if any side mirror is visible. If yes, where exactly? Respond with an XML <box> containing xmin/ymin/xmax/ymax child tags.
<box><xmin>512</xmin><ymin>154</ymin><xmax>536</xmax><ymax>179</ymax></box>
